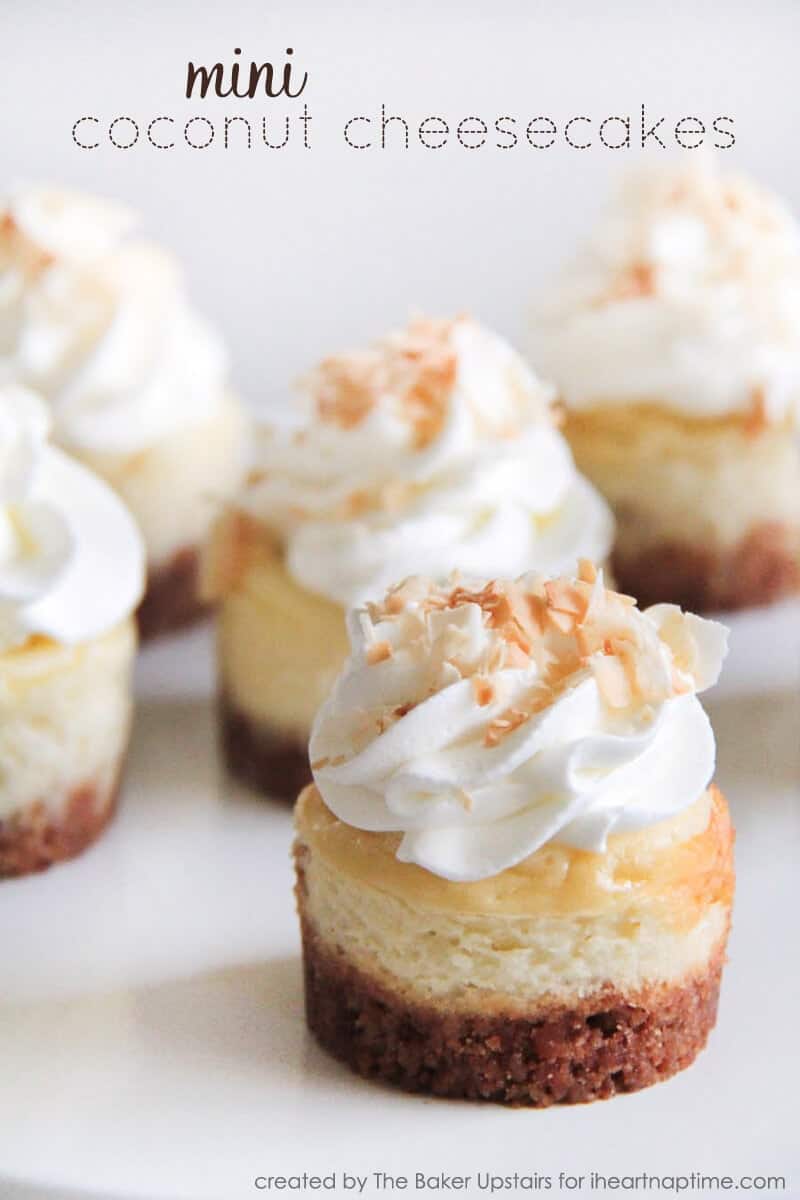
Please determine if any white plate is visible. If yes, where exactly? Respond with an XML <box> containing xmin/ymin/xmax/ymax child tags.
<box><xmin>0</xmin><ymin>606</ymin><xmax>798</xmax><ymax>1200</ymax></box>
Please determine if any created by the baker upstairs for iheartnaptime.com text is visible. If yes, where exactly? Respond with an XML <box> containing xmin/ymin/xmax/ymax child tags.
<box><xmin>251</xmin><ymin>1168</ymin><xmax>788</xmax><ymax>1193</ymax></box>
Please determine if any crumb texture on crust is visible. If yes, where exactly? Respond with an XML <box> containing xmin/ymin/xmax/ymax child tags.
<box><xmin>137</xmin><ymin>546</ymin><xmax>211</xmax><ymax>640</ymax></box>
<box><xmin>300</xmin><ymin>918</ymin><xmax>724</xmax><ymax>1106</ymax></box>
<box><xmin>613</xmin><ymin>522</ymin><xmax>800</xmax><ymax>612</ymax></box>
<box><xmin>0</xmin><ymin>775</ymin><xmax>120</xmax><ymax>878</ymax></box>
<box><xmin>220</xmin><ymin>693</ymin><xmax>310</xmax><ymax>802</ymax></box>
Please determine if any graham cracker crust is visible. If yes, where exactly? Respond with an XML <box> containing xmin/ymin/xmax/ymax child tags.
<box><xmin>0</xmin><ymin>776</ymin><xmax>120</xmax><ymax>879</ymax></box>
<box><xmin>137</xmin><ymin>546</ymin><xmax>211</xmax><ymax>641</ymax></box>
<box><xmin>613</xmin><ymin>520</ymin><xmax>800</xmax><ymax>612</ymax></box>
<box><xmin>298</xmin><ymin>909</ymin><xmax>725</xmax><ymax>1106</ymax></box>
<box><xmin>220</xmin><ymin>693</ymin><xmax>310</xmax><ymax>802</ymax></box>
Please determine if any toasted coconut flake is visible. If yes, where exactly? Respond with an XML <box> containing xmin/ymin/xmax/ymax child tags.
<box><xmin>364</xmin><ymin>564</ymin><xmax>709</xmax><ymax>739</ymax></box>
<box><xmin>503</xmin><ymin>642</ymin><xmax>531</xmax><ymax>669</ymax></box>
<box><xmin>486</xmin><ymin>642</ymin><xmax>507</xmax><ymax>673</ymax></box>
<box><xmin>405</xmin><ymin>356</ymin><xmax>457</xmax><ymax>449</ymax></box>
<box><xmin>606</xmin><ymin>260</ymin><xmax>656</xmax><ymax>303</ymax></box>
<box><xmin>546</xmin><ymin>606</ymin><xmax>577</xmax><ymax>634</ymax></box>
<box><xmin>457</xmin><ymin>788</ymin><xmax>474</xmax><ymax>812</ymax></box>
<box><xmin>484</xmin><ymin>704</ymin><xmax>536</xmax><ymax>747</ymax></box>
<box><xmin>339</xmin><ymin>488</ymin><xmax>373</xmax><ymax>518</ymax></box>
<box><xmin>545</xmin><ymin>578</ymin><xmax>591</xmax><ymax>619</ymax></box>
<box><xmin>384</xmin><ymin>576</ymin><xmax>430</xmax><ymax>613</ymax></box>
<box><xmin>577</xmin><ymin>558</ymin><xmax>598</xmax><ymax>585</ymax></box>
<box><xmin>308</xmin><ymin>317</ymin><xmax>460</xmax><ymax>450</ymax></box>
<box><xmin>743</xmin><ymin>385</ymin><xmax>768</xmax><ymax>437</ymax></box>
<box><xmin>472</xmin><ymin>676</ymin><xmax>495</xmax><ymax>707</ymax></box>
<box><xmin>592</xmin><ymin>655</ymin><xmax>632</xmax><ymax>708</ymax></box>
<box><xmin>313</xmin><ymin>753</ymin><xmax>347</xmax><ymax>769</ymax></box>
<box><xmin>671</xmin><ymin>666</ymin><xmax>692</xmax><ymax>695</ymax></box>
<box><xmin>524</xmin><ymin>594</ymin><xmax>546</xmax><ymax>637</ymax></box>
<box><xmin>200</xmin><ymin>508</ymin><xmax>261</xmax><ymax>600</ymax></box>
<box><xmin>366</xmin><ymin>640</ymin><xmax>393</xmax><ymax>665</ymax></box>
<box><xmin>315</xmin><ymin>360</ymin><xmax>375</xmax><ymax>430</ymax></box>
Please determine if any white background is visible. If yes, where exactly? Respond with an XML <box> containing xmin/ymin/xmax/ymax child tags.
<box><xmin>1</xmin><ymin>3</ymin><xmax>800</xmax><ymax>1198</ymax></box>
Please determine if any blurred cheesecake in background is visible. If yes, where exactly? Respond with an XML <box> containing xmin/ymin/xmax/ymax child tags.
<box><xmin>0</xmin><ymin>387</ymin><xmax>144</xmax><ymax>878</ymax></box>
<box><xmin>0</xmin><ymin>185</ymin><xmax>247</xmax><ymax>638</ymax></box>
<box><xmin>295</xmin><ymin>565</ymin><xmax>733</xmax><ymax>1104</ymax></box>
<box><xmin>533</xmin><ymin>160</ymin><xmax>800</xmax><ymax>612</ymax></box>
<box><xmin>204</xmin><ymin>315</ymin><xmax>614</xmax><ymax>800</ymax></box>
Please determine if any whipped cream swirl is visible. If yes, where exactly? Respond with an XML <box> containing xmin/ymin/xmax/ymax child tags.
<box><xmin>310</xmin><ymin>566</ymin><xmax>728</xmax><ymax>882</ymax></box>
<box><xmin>245</xmin><ymin>317</ymin><xmax>613</xmax><ymax>605</ymax></box>
<box><xmin>0</xmin><ymin>385</ymin><xmax>145</xmax><ymax>650</ymax></box>
<box><xmin>0</xmin><ymin>185</ymin><xmax>231</xmax><ymax>454</ymax></box>
<box><xmin>533</xmin><ymin>161</ymin><xmax>800</xmax><ymax>425</ymax></box>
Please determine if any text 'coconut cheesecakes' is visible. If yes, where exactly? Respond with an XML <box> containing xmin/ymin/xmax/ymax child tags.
<box><xmin>0</xmin><ymin>387</ymin><xmax>145</xmax><ymax>878</ymax></box>
<box><xmin>295</xmin><ymin>563</ymin><xmax>734</xmax><ymax>1105</ymax></box>
<box><xmin>205</xmin><ymin>315</ymin><xmax>614</xmax><ymax>800</ymax></box>
<box><xmin>533</xmin><ymin>160</ymin><xmax>800</xmax><ymax>612</ymax></box>
<box><xmin>0</xmin><ymin>185</ymin><xmax>247</xmax><ymax>638</ymax></box>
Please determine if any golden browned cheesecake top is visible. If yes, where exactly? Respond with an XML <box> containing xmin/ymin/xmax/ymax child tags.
<box><xmin>296</xmin><ymin>784</ymin><xmax>734</xmax><ymax>929</ymax></box>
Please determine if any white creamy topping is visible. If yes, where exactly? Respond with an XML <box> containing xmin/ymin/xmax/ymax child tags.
<box><xmin>310</xmin><ymin>568</ymin><xmax>728</xmax><ymax>882</ymax></box>
<box><xmin>244</xmin><ymin>317</ymin><xmax>613</xmax><ymax>605</ymax></box>
<box><xmin>533</xmin><ymin>161</ymin><xmax>800</xmax><ymax>424</ymax></box>
<box><xmin>0</xmin><ymin>185</ymin><xmax>231</xmax><ymax>454</ymax></box>
<box><xmin>0</xmin><ymin>385</ymin><xmax>145</xmax><ymax>650</ymax></box>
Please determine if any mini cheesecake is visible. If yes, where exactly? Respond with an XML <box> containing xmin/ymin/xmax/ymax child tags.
<box><xmin>295</xmin><ymin>566</ymin><xmax>733</xmax><ymax>1105</ymax></box>
<box><xmin>206</xmin><ymin>315</ymin><xmax>613</xmax><ymax>800</ymax></box>
<box><xmin>564</xmin><ymin>405</ymin><xmax>800</xmax><ymax>611</ymax></box>
<box><xmin>0</xmin><ymin>389</ymin><xmax>144</xmax><ymax>878</ymax></box>
<box><xmin>533</xmin><ymin>161</ymin><xmax>800</xmax><ymax>611</ymax></box>
<box><xmin>0</xmin><ymin>185</ymin><xmax>246</xmax><ymax>638</ymax></box>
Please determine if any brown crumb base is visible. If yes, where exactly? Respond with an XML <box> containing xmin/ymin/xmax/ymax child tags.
<box><xmin>0</xmin><ymin>776</ymin><xmax>120</xmax><ymax>879</ymax></box>
<box><xmin>613</xmin><ymin>521</ymin><xmax>800</xmax><ymax>612</ymax></box>
<box><xmin>137</xmin><ymin>546</ymin><xmax>211</xmax><ymax>641</ymax></box>
<box><xmin>300</xmin><ymin>919</ymin><xmax>724</xmax><ymax>1106</ymax></box>
<box><xmin>219</xmin><ymin>693</ymin><xmax>309</xmax><ymax>803</ymax></box>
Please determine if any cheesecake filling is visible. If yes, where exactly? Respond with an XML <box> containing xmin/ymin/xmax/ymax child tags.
<box><xmin>565</xmin><ymin>406</ymin><xmax>800</xmax><ymax>553</ymax></box>
<box><xmin>216</xmin><ymin>546</ymin><xmax>348</xmax><ymax>740</ymax></box>
<box><xmin>296</xmin><ymin>786</ymin><xmax>732</xmax><ymax>1010</ymax></box>
<box><xmin>0</xmin><ymin>621</ymin><xmax>135</xmax><ymax>820</ymax></box>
